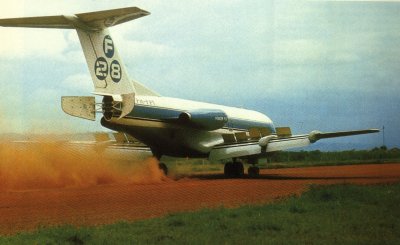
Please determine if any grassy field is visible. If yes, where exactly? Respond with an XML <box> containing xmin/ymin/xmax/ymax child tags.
<box><xmin>165</xmin><ymin>158</ymin><xmax>400</xmax><ymax>176</ymax></box>
<box><xmin>164</xmin><ymin>148</ymin><xmax>400</xmax><ymax>175</ymax></box>
<box><xmin>265</xmin><ymin>158</ymin><xmax>399</xmax><ymax>169</ymax></box>
<box><xmin>1</xmin><ymin>183</ymin><xmax>399</xmax><ymax>244</ymax></box>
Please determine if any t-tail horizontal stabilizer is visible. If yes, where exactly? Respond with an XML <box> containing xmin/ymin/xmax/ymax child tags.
<box><xmin>0</xmin><ymin>7</ymin><xmax>150</xmax><ymax>119</ymax></box>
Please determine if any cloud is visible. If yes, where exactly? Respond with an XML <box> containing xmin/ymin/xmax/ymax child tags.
<box><xmin>21</xmin><ymin>86</ymin><xmax>103</xmax><ymax>134</ymax></box>
<box><xmin>61</xmin><ymin>73</ymin><xmax>93</xmax><ymax>92</ymax></box>
<box><xmin>274</xmin><ymin>37</ymin><xmax>364</xmax><ymax>65</ymax></box>
<box><xmin>274</xmin><ymin>39</ymin><xmax>326</xmax><ymax>64</ymax></box>
<box><xmin>116</xmin><ymin>34</ymin><xmax>175</xmax><ymax>59</ymax></box>
<box><xmin>0</xmin><ymin>1</ymin><xmax>75</xmax><ymax>59</ymax></box>
<box><xmin>124</xmin><ymin>40</ymin><xmax>173</xmax><ymax>58</ymax></box>
<box><xmin>324</xmin><ymin>0</ymin><xmax>400</xmax><ymax>2</ymax></box>
<box><xmin>0</xmin><ymin>29</ymin><xmax>68</xmax><ymax>59</ymax></box>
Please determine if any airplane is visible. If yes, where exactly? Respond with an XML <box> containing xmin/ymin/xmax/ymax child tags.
<box><xmin>0</xmin><ymin>7</ymin><xmax>379</xmax><ymax>177</ymax></box>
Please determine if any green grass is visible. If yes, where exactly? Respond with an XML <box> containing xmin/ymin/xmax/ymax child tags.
<box><xmin>1</xmin><ymin>183</ymin><xmax>400</xmax><ymax>244</ymax></box>
<box><xmin>163</xmin><ymin>148</ymin><xmax>400</xmax><ymax>175</ymax></box>
<box><xmin>166</xmin><ymin>158</ymin><xmax>400</xmax><ymax>176</ymax></box>
<box><xmin>264</xmin><ymin>158</ymin><xmax>400</xmax><ymax>169</ymax></box>
<box><xmin>267</xmin><ymin>148</ymin><xmax>400</xmax><ymax>169</ymax></box>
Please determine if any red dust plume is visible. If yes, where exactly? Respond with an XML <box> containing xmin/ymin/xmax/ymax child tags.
<box><xmin>0</xmin><ymin>142</ymin><xmax>167</xmax><ymax>191</ymax></box>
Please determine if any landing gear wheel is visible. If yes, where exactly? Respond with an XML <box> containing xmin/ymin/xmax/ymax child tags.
<box><xmin>224</xmin><ymin>161</ymin><xmax>244</xmax><ymax>178</ymax></box>
<box><xmin>248</xmin><ymin>166</ymin><xmax>260</xmax><ymax>178</ymax></box>
<box><xmin>158</xmin><ymin>162</ymin><xmax>168</xmax><ymax>176</ymax></box>
<box><xmin>233</xmin><ymin>162</ymin><xmax>244</xmax><ymax>177</ymax></box>
<box><xmin>224</xmin><ymin>162</ymin><xmax>233</xmax><ymax>177</ymax></box>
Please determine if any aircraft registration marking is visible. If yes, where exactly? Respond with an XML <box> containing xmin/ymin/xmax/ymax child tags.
<box><xmin>135</xmin><ymin>98</ymin><xmax>156</xmax><ymax>106</ymax></box>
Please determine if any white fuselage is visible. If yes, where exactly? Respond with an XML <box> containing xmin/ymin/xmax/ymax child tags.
<box><xmin>103</xmin><ymin>96</ymin><xmax>275</xmax><ymax>158</ymax></box>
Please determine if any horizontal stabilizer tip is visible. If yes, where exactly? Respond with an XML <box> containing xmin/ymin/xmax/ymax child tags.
<box><xmin>0</xmin><ymin>7</ymin><xmax>150</xmax><ymax>30</ymax></box>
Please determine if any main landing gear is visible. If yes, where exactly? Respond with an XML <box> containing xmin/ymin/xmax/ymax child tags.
<box><xmin>248</xmin><ymin>165</ymin><xmax>260</xmax><ymax>178</ymax></box>
<box><xmin>152</xmin><ymin>149</ymin><xmax>168</xmax><ymax>176</ymax></box>
<box><xmin>158</xmin><ymin>162</ymin><xmax>168</xmax><ymax>176</ymax></box>
<box><xmin>224</xmin><ymin>161</ymin><xmax>244</xmax><ymax>178</ymax></box>
<box><xmin>224</xmin><ymin>159</ymin><xmax>260</xmax><ymax>178</ymax></box>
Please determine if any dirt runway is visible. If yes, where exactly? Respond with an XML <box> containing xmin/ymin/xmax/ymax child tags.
<box><xmin>1</xmin><ymin>163</ymin><xmax>400</xmax><ymax>235</ymax></box>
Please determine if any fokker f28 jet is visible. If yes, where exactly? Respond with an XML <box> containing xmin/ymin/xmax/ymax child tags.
<box><xmin>0</xmin><ymin>7</ymin><xmax>379</xmax><ymax>177</ymax></box>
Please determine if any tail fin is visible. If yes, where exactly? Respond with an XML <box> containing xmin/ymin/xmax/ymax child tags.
<box><xmin>0</xmin><ymin>7</ymin><xmax>150</xmax><ymax>118</ymax></box>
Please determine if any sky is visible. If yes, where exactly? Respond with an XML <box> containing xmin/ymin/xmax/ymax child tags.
<box><xmin>0</xmin><ymin>0</ymin><xmax>399</xmax><ymax>149</ymax></box>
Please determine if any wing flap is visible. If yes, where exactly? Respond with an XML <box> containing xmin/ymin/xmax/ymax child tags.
<box><xmin>209</xmin><ymin>135</ymin><xmax>311</xmax><ymax>161</ymax></box>
<box><xmin>209</xmin><ymin>142</ymin><xmax>261</xmax><ymax>161</ymax></box>
<box><xmin>266</xmin><ymin>136</ymin><xmax>311</xmax><ymax>152</ymax></box>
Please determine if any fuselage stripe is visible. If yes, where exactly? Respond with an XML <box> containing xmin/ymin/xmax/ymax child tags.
<box><xmin>121</xmin><ymin>104</ymin><xmax>274</xmax><ymax>132</ymax></box>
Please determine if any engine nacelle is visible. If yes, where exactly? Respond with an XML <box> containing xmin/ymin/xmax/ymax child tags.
<box><xmin>179</xmin><ymin>109</ymin><xmax>228</xmax><ymax>131</ymax></box>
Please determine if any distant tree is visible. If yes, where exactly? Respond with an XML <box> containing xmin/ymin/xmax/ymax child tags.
<box><xmin>389</xmin><ymin>147</ymin><xmax>400</xmax><ymax>153</ymax></box>
<box><xmin>372</xmin><ymin>147</ymin><xmax>380</xmax><ymax>152</ymax></box>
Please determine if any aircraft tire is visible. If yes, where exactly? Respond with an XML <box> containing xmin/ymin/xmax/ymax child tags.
<box><xmin>232</xmin><ymin>161</ymin><xmax>244</xmax><ymax>177</ymax></box>
<box><xmin>159</xmin><ymin>162</ymin><xmax>168</xmax><ymax>176</ymax></box>
<box><xmin>224</xmin><ymin>162</ymin><xmax>244</xmax><ymax>178</ymax></box>
<box><xmin>224</xmin><ymin>162</ymin><xmax>234</xmax><ymax>177</ymax></box>
<box><xmin>248</xmin><ymin>166</ymin><xmax>260</xmax><ymax>178</ymax></box>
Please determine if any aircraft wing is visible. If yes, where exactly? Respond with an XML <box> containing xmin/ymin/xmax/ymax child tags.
<box><xmin>209</xmin><ymin>129</ymin><xmax>379</xmax><ymax>161</ymax></box>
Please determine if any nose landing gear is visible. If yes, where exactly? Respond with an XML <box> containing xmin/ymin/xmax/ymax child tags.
<box><xmin>158</xmin><ymin>162</ymin><xmax>168</xmax><ymax>176</ymax></box>
<box><xmin>152</xmin><ymin>148</ymin><xmax>168</xmax><ymax>176</ymax></box>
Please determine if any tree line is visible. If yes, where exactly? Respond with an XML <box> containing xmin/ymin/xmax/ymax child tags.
<box><xmin>268</xmin><ymin>146</ymin><xmax>400</xmax><ymax>163</ymax></box>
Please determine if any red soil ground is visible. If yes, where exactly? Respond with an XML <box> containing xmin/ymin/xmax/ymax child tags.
<box><xmin>1</xmin><ymin>163</ymin><xmax>399</xmax><ymax>235</ymax></box>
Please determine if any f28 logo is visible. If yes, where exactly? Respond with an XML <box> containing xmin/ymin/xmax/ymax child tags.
<box><xmin>103</xmin><ymin>35</ymin><xmax>114</xmax><ymax>58</ymax></box>
<box><xmin>94</xmin><ymin>57</ymin><xmax>108</xmax><ymax>80</ymax></box>
<box><xmin>94</xmin><ymin>35</ymin><xmax>122</xmax><ymax>83</ymax></box>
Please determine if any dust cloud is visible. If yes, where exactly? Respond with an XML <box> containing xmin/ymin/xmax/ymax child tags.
<box><xmin>0</xmin><ymin>141</ymin><xmax>168</xmax><ymax>191</ymax></box>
